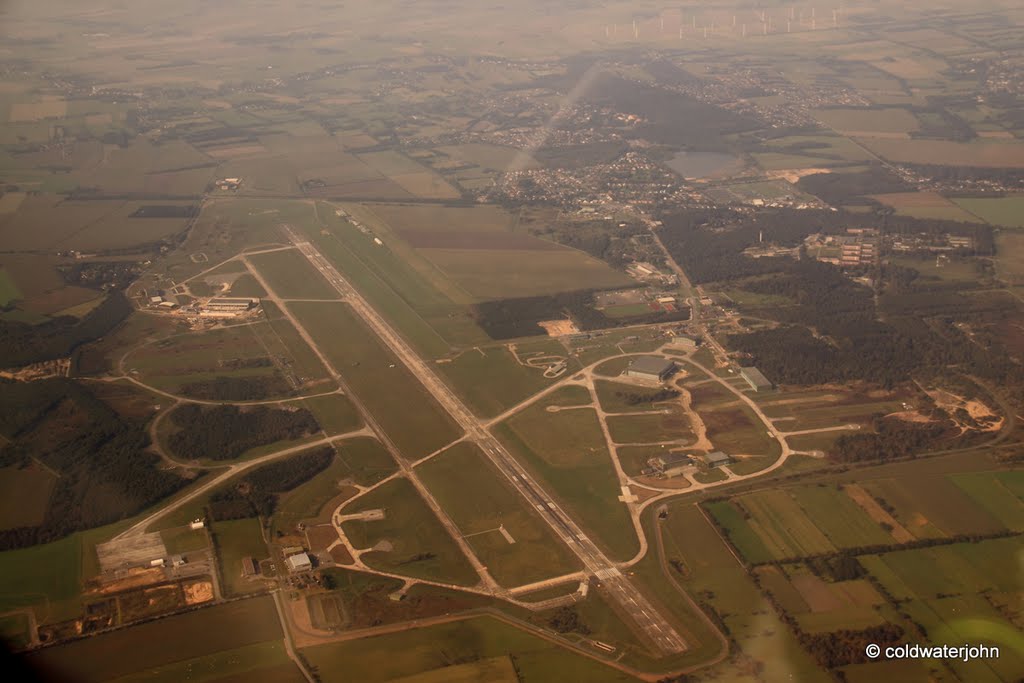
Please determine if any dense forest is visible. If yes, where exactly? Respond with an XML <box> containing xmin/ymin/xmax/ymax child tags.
<box><xmin>0</xmin><ymin>291</ymin><xmax>132</xmax><ymax>367</ymax></box>
<box><xmin>0</xmin><ymin>379</ymin><xmax>195</xmax><ymax>550</ymax></box>
<box><xmin>206</xmin><ymin>447</ymin><xmax>334</xmax><ymax>521</ymax></box>
<box><xmin>167</xmin><ymin>404</ymin><xmax>320</xmax><ymax>461</ymax></box>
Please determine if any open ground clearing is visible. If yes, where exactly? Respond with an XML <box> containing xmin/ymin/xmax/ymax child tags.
<box><xmin>953</xmin><ymin>195</ymin><xmax>1024</xmax><ymax>227</ymax></box>
<box><xmin>248</xmin><ymin>249</ymin><xmax>340</xmax><ymax>300</ymax></box>
<box><xmin>416</xmin><ymin>442</ymin><xmax>581</xmax><ymax>586</ymax></box>
<box><xmin>211</xmin><ymin>518</ymin><xmax>269</xmax><ymax>597</ymax></box>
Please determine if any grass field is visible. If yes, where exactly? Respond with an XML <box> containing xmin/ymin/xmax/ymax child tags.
<box><xmin>125</xmin><ymin>323</ymin><xmax>293</xmax><ymax>397</ymax></box>
<box><xmin>436</xmin><ymin>345</ymin><xmax>566</xmax><ymax>418</ymax></box>
<box><xmin>594</xmin><ymin>380</ymin><xmax>669</xmax><ymax>414</ymax></box>
<box><xmin>248</xmin><ymin>248</ymin><xmax>340</xmax><ymax>300</ymax></box>
<box><xmin>949</xmin><ymin>472</ymin><xmax>1024</xmax><ymax>531</ymax></box>
<box><xmin>21</xmin><ymin>597</ymin><xmax>286</xmax><ymax>683</ymax></box>
<box><xmin>416</xmin><ymin>442</ymin><xmax>580</xmax><ymax>586</ymax></box>
<box><xmin>996</xmin><ymin>231</ymin><xmax>1024</xmax><ymax>286</ymax></box>
<box><xmin>789</xmin><ymin>485</ymin><xmax>894</xmax><ymax>548</ymax></box>
<box><xmin>302</xmin><ymin>393</ymin><xmax>362</xmax><ymax>436</ymax></box>
<box><xmin>862</xmin><ymin>475</ymin><xmax>1005</xmax><ymax>539</ymax></box>
<box><xmin>289</xmin><ymin>301</ymin><xmax>461</xmax><ymax>460</ymax></box>
<box><xmin>856</xmin><ymin>138</ymin><xmax>1024</xmax><ymax>167</ymax></box>
<box><xmin>0</xmin><ymin>267</ymin><xmax>22</xmax><ymax>306</ymax></box>
<box><xmin>494</xmin><ymin>403</ymin><xmax>637</xmax><ymax>560</ymax></box>
<box><xmin>211</xmin><ymin>518</ymin><xmax>269</xmax><ymax>597</ymax></box>
<box><xmin>300</xmin><ymin>615</ymin><xmax>636</xmax><ymax>683</ymax></box>
<box><xmin>605</xmin><ymin>409</ymin><xmax>694</xmax><ymax>445</ymax></box>
<box><xmin>103</xmin><ymin>640</ymin><xmax>304</xmax><ymax>683</ymax></box>
<box><xmin>340</xmin><ymin>477</ymin><xmax>479</xmax><ymax>586</ymax></box>
<box><xmin>813</xmin><ymin>107</ymin><xmax>919</xmax><ymax>135</ymax></box>
<box><xmin>733</xmin><ymin>490</ymin><xmax>836</xmax><ymax>559</ymax></box>
<box><xmin>418</xmin><ymin>248</ymin><xmax>631</xmax><ymax>300</ymax></box>
<box><xmin>0</xmin><ymin>464</ymin><xmax>56</xmax><ymax>530</ymax></box>
<box><xmin>871</xmin><ymin>192</ymin><xmax>982</xmax><ymax>222</ymax></box>
<box><xmin>953</xmin><ymin>195</ymin><xmax>1024</xmax><ymax>227</ymax></box>
<box><xmin>271</xmin><ymin>439</ymin><xmax>396</xmax><ymax>534</ymax></box>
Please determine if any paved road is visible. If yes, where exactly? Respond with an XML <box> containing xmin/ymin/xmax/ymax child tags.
<box><xmin>282</xmin><ymin>225</ymin><xmax>687</xmax><ymax>655</ymax></box>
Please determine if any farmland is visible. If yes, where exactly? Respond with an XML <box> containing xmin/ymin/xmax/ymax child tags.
<box><xmin>21</xmin><ymin>597</ymin><xmax>290</xmax><ymax>682</ymax></box>
<box><xmin>416</xmin><ymin>442</ymin><xmax>581</xmax><ymax>586</ymax></box>
<box><xmin>952</xmin><ymin>195</ymin><xmax>1024</xmax><ymax>227</ymax></box>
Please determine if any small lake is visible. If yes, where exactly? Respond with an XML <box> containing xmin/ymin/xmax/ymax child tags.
<box><xmin>666</xmin><ymin>151</ymin><xmax>741</xmax><ymax>179</ymax></box>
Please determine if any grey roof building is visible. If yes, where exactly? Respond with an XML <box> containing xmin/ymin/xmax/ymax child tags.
<box><xmin>739</xmin><ymin>366</ymin><xmax>773</xmax><ymax>392</ymax></box>
<box><xmin>697</xmin><ymin>451</ymin><xmax>733</xmax><ymax>469</ymax></box>
<box><xmin>624</xmin><ymin>356</ymin><xmax>677</xmax><ymax>382</ymax></box>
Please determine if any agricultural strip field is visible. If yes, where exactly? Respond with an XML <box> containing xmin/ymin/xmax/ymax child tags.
<box><xmin>299</xmin><ymin>615</ymin><xmax>636</xmax><ymax>683</ymax></box>
<box><xmin>493</xmin><ymin>400</ymin><xmax>638</xmax><ymax>560</ymax></box>
<box><xmin>288</xmin><ymin>301</ymin><xmax>461</xmax><ymax>460</ymax></box>
<box><xmin>415</xmin><ymin>442</ymin><xmax>581</xmax><ymax>586</ymax></box>
<box><xmin>102</xmin><ymin>641</ymin><xmax>305</xmax><ymax>683</ymax></box>
<box><xmin>730</xmin><ymin>490</ymin><xmax>836</xmax><ymax>559</ymax></box>
<box><xmin>435</xmin><ymin>345</ymin><xmax>568</xmax><ymax>418</ymax></box>
<box><xmin>0</xmin><ymin>268</ymin><xmax>21</xmax><ymax>306</ymax></box>
<box><xmin>247</xmin><ymin>249</ymin><xmax>340</xmax><ymax>300</ymax></box>
<box><xmin>339</xmin><ymin>477</ymin><xmax>479</xmax><ymax>586</ymax></box>
<box><xmin>655</xmin><ymin>503</ymin><xmax>829</xmax><ymax>681</ymax></box>
<box><xmin>949</xmin><ymin>472</ymin><xmax>1024</xmax><ymax>531</ymax></box>
<box><xmin>862</xmin><ymin>475</ymin><xmax>1006</xmax><ymax>539</ymax></box>
<box><xmin>20</xmin><ymin>597</ymin><xmax>289</xmax><ymax>683</ymax></box>
<box><xmin>211</xmin><ymin>518</ymin><xmax>269</xmax><ymax>597</ymax></box>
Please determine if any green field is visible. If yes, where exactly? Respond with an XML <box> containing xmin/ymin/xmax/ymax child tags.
<box><xmin>594</xmin><ymin>380</ymin><xmax>668</xmax><ymax>413</ymax></box>
<box><xmin>952</xmin><ymin>195</ymin><xmax>1024</xmax><ymax>227</ymax></box>
<box><xmin>789</xmin><ymin>486</ymin><xmax>894</xmax><ymax>548</ymax></box>
<box><xmin>436</xmin><ymin>345</ymin><xmax>566</xmax><ymax>418</ymax></box>
<box><xmin>271</xmin><ymin>438</ymin><xmax>396</xmax><ymax>535</ymax></box>
<box><xmin>949</xmin><ymin>472</ymin><xmax>1024</xmax><ymax>531</ymax></box>
<box><xmin>863</xmin><ymin>475</ymin><xmax>1006</xmax><ymax>539</ymax></box>
<box><xmin>289</xmin><ymin>301</ymin><xmax>461</xmax><ymax>460</ymax></box>
<box><xmin>605</xmin><ymin>409</ymin><xmax>694</xmax><ymax>445</ymax></box>
<box><xmin>416</xmin><ymin>442</ymin><xmax>580</xmax><ymax>586</ymax></box>
<box><xmin>340</xmin><ymin>477</ymin><xmax>479</xmax><ymax>586</ymax></box>
<box><xmin>211</xmin><ymin>518</ymin><xmax>269</xmax><ymax>597</ymax></box>
<box><xmin>813</xmin><ymin>108</ymin><xmax>920</xmax><ymax>135</ymax></box>
<box><xmin>0</xmin><ymin>267</ymin><xmax>21</xmax><ymax>306</ymax></box>
<box><xmin>302</xmin><ymin>393</ymin><xmax>362</xmax><ymax>436</ymax></box>
<box><xmin>715</xmin><ymin>490</ymin><xmax>837</xmax><ymax>561</ymax></box>
<box><xmin>105</xmin><ymin>640</ymin><xmax>305</xmax><ymax>683</ymax></box>
<box><xmin>494</xmin><ymin>403</ymin><xmax>637</xmax><ymax>560</ymax></box>
<box><xmin>21</xmin><ymin>597</ymin><xmax>287</xmax><ymax>683</ymax></box>
<box><xmin>248</xmin><ymin>248</ymin><xmax>340</xmax><ymax>300</ymax></box>
<box><xmin>300</xmin><ymin>615</ymin><xmax>636</xmax><ymax>683</ymax></box>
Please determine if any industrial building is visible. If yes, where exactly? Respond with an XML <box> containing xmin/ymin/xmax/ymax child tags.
<box><xmin>286</xmin><ymin>552</ymin><xmax>313</xmax><ymax>573</ymax></box>
<box><xmin>670</xmin><ymin>333</ymin><xmax>700</xmax><ymax>351</ymax></box>
<box><xmin>199</xmin><ymin>297</ymin><xmax>260</xmax><ymax>318</ymax></box>
<box><xmin>696</xmin><ymin>451</ymin><xmax>733</xmax><ymax>469</ymax></box>
<box><xmin>644</xmin><ymin>452</ymin><xmax>693</xmax><ymax>478</ymax></box>
<box><xmin>624</xmin><ymin>356</ymin><xmax>677</xmax><ymax>382</ymax></box>
<box><xmin>739</xmin><ymin>366</ymin><xmax>774</xmax><ymax>392</ymax></box>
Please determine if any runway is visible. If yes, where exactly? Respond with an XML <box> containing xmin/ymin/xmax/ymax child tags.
<box><xmin>281</xmin><ymin>224</ymin><xmax>687</xmax><ymax>655</ymax></box>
